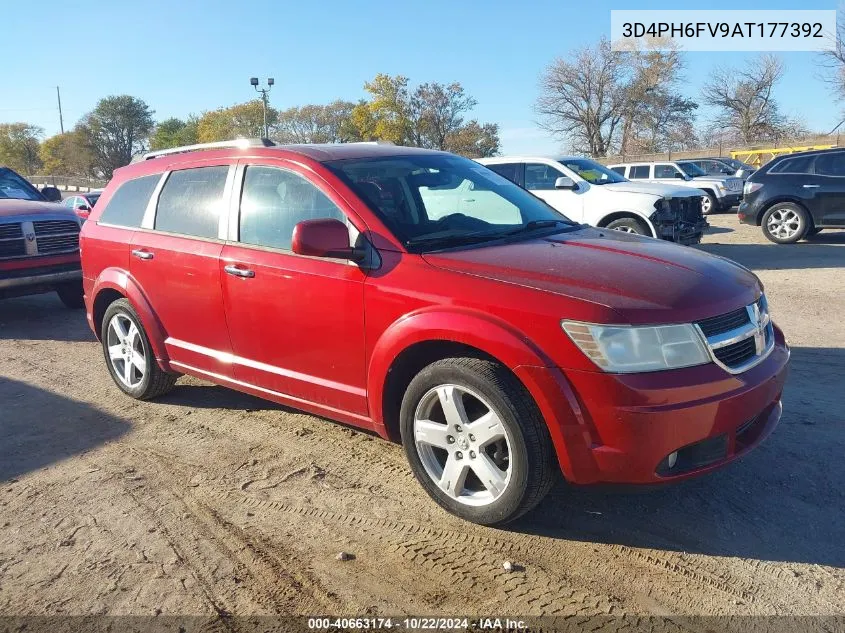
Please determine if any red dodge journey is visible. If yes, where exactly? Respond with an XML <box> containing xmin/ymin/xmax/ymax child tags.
<box><xmin>80</xmin><ymin>139</ymin><xmax>789</xmax><ymax>525</ymax></box>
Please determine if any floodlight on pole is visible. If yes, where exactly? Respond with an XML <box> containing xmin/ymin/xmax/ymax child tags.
<box><xmin>250</xmin><ymin>77</ymin><xmax>274</xmax><ymax>139</ymax></box>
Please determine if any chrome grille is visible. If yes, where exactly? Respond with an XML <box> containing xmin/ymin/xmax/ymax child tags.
<box><xmin>0</xmin><ymin>222</ymin><xmax>22</xmax><ymax>239</ymax></box>
<box><xmin>36</xmin><ymin>233</ymin><xmax>79</xmax><ymax>254</ymax></box>
<box><xmin>695</xmin><ymin>296</ymin><xmax>774</xmax><ymax>374</ymax></box>
<box><xmin>33</xmin><ymin>220</ymin><xmax>80</xmax><ymax>236</ymax></box>
<box><xmin>726</xmin><ymin>178</ymin><xmax>743</xmax><ymax>192</ymax></box>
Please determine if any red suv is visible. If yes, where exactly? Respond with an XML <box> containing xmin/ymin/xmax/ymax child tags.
<box><xmin>81</xmin><ymin>140</ymin><xmax>789</xmax><ymax>525</ymax></box>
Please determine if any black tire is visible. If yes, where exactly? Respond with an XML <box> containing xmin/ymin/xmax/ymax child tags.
<box><xmin>700</xmin><ymin>192</ymin><xmax>717</xmax><ymax>215</ymax></box>
<box><xmin>55</xmin><ymin>281</ymin><xmax>84</xmax><ymax>309</ymax></box>
<box><xmin>605</xmin><ymin>216</ymin><xmax>650</xmax><ymax>236</ymax></box>
<box><xmin>399</xmin><ymin>357</ymin><xmax>555</xmax><ymax>526</ymax></box>
<box><xmin>100</xmin><ymin>298</ymin><xmax>178</xmax><ymax>400</ymax></box>
<box><xmin>761</xmin><ymin>202</ymin><xmax>809</xmax><ymax>244</ymax></box>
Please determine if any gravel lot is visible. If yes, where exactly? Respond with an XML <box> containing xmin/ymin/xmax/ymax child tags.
<box><xmin>1</xmin><ymin>215</ymin><xmax>843</xmax><ymax>623</ymax></box>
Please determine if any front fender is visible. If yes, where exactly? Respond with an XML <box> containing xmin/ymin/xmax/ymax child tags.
<box><xmin>367</xmin><ymin>307</ymin><xmax>552</xmax><ymax>429</ymax></box>
<box><xmin>90</xmin><ymin>268</ymin><xmax>170</xmax><ymax>367</ymax></box>
<box><xmin>596</xmin><ymin>210</ymin><xmax>658</xmax><ymax>238</ymax></box>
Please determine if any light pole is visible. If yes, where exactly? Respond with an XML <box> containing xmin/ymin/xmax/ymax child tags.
<box><xmin>250</xmin><ymin>77</ymin><xmax>274</xmax><ymax>139</ymax></box>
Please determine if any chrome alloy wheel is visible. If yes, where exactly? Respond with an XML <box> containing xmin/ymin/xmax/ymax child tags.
<box><xmin>413</xmin><ymin>384</ymin><xmax>512</xmax><ymax>507</ymax></box>
<box><xmin>766</xmin><ymin>208</ymin><xmax>802</xmax><ymax>240</ymax></box>
<box><xmin>701</xmin><ymin>195</ymin><xmax>713</xmax><ymax>214</ymax></box>
<box><xmin>106</xmin><ymin>313</ymin><xmax>146</xmax><ymax>389</ymax></box>
<box><xmin>613</xmin><ymin>225</ymin><xmax>637</xmax><ymax>233</ymax></box>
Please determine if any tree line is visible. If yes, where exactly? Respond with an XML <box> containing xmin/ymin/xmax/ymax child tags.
<box><xmin>0</xmin><ymin>74</ymin><xmax>500</xmax><ymax>180</ymax></box>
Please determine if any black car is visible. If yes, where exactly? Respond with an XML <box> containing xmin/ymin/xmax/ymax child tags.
<box><xmin>738</xmin><ymin>148</ymin><xmax>845</xmax><ymax>244</ymax></box>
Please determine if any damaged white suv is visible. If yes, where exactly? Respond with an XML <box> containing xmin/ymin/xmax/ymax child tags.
<box><xmin>476</xmin><ymin>156</ymin><xmax>708</xmax><ymax>245</ymax></box>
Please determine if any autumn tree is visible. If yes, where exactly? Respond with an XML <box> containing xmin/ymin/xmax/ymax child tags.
<box><xmin>274</xmin><ymin>101</ymin><xmax>360</xmax><ymax>144</ymax></box>
<box><xmin>0</xmin><ymin>123</ymin><xmax>43</xmax><ymax>175</ymax></box>
<box><xmin>39</xmin><ymin>131</ymin><xmax>95</xmax><ymax>176</ymax></box>
<box><xmin>77</xmin><ymin>95</ymin><xmax>154</xmax><ymax>178</ymax></box>
<box><xmin>197</xmin><ymin>101</ymin><xmax>277</xmax><ymax>143</ymax></box>
<box><xmin>150</xmin><ymin>116</ymin><xmax>199</xmax><ymax>150</ymax></box>
<box><xmin>702</xmin><ymin>54</ymin><xmax>803</xmax><ymax>144</ymax></box>
<box><xmin>444</xmin><ymin>121</ymin><xmax>500</xmax><ymax>157</ymax></box>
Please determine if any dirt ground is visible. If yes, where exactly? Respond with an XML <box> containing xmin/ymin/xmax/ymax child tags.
<box><xmin>1</xmin><ymin>215</ymin><xmax>843</xmax><ymax>625</ymax></box>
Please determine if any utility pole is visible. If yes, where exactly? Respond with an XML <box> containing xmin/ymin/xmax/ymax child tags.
<box><xmin>250</xmin><ymin>77</ymin><xmax>274</xmax><ymax>139</ymax></box>
<box><xmin>56</xmin><ymin>86</ymin><xmax>64</xmax><ymax>134</ymax></box>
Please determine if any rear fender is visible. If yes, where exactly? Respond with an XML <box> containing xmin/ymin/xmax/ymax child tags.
<box><xmin>91</xmin><ymin>268</ymin><xmax>171</xmax><ymax>369</ymax></box>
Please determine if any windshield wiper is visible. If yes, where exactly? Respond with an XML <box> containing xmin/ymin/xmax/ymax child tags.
<box><xmin>499</xmin><ymin>219</ymin><xmax>575</xmax><ymax>236</ymax></box>
<box><xmin>406</xmin><ymin>231</ymin><xmax>504</xmax><ymax>249</ymax></box>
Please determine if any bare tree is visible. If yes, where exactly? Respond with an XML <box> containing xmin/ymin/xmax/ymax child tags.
<box><xmin>535</xmin><ymin>38</ymin><xmax>629</xmax><ymax>156</ymax></box>
<box><xmin>409</xmin><ymin>82</ymin><xmax>477</xmax><ymax>150</ymax></box>
<box><xmin>702</xmin><ymin>54</ymin><xmax>801</xmax><ymax>144</ymax></box>
<box><xmin>817</xmin><ymin>15</ymin><xmax>845</xmax><ymax>132</ymax></box>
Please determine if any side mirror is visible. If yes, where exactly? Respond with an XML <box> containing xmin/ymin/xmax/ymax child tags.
<box><xmin>41</xmin><ymin>186</ymin><xmax>62</xmax><ymax>202</ymax></box>
<box><xmin>75</xmin><ymin>206</ymin><xmax>91</xmax><ymax>221</ymax></box>
<box><xmin>292</xmin><ymin>218</ymin><xmax>355</xmax><ymax>259</ymax></box>
<box><xmin>554</xmin><ymin>176</ymin><xmax>577</xmax><ymax>190</ymax></box>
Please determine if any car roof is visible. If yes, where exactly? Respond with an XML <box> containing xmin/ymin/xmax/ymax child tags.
<box><xmin>768</xmin><ymin>147</ymin><xmax>843</xmax><ymax>161</ymax></box>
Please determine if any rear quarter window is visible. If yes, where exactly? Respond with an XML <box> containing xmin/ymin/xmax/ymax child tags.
<box><xmin>769</xmin><ymin>155</ymin><xmax>815</xmax><ymax>175</ymax></box>
<box><xmin>98</xmin><ymin>174</ymin><xmax>162</xmax><ymax>228</ymax></box>
<box><xmin>154</xmin><ymin>166</ymin><xmax>229</xmax><ymax>239</ymax></box>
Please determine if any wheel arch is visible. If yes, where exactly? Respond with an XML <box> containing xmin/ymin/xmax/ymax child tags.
<box><xmin>90</xmin><ymin>268</ymin><xmax>170</xmax><ymax>367</ymax></box>
<box><xmin>596</xmin><ymin>210</ymin><xmax>656</xmax><ymax>237</ymax></box>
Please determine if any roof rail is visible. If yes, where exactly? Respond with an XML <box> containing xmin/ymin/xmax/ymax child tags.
<box><xmin>139</xmin><ymin>138</ymin><xmax>276</xmax><ymax>161</ymax></box>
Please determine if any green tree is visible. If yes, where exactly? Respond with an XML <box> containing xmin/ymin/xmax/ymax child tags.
<box><xmin>359</xmin><ymin>74</ymin><xmax>412</xmax><ymax>144</ymax></box>
<box><xmin>0</xmin><ymin>123</ymin><xmax>43</xmax><ymax>175</ymax></box>
<box><xmin>39</xmin><ymin>131</ymin><xmax>95</xmax><ymax>176</ymax></box>
<box><xmin>197</xmin><ymin>101</ymin><xmax>277</xmax><ymax>143</ymax></box>
<box><xmin>150</xmin><ymin>116</ymin><xmax>199</xmax><ymax>150</ymax></box>
<box><xmin>77</xmin><ymin>95</ymin><xmax>155</xmax><ymax>178</ymax></box>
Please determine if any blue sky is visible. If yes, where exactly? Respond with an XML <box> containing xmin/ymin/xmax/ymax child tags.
<box><xmin>1</xmin><ymin>0</ymin><xmax>840</xmax><ymax>154</ymax></box>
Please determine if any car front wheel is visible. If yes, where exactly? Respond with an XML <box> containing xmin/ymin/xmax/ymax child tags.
<box><xmin>701</xmin><ymin>193</ymin><xmax>716</xmax><ymax>215</ymax></box>
<box><xmin>762</xmin><ymin>203</ymin><xmax>809</xmax><ymax>244</ymax></box>
<box><xmin>605</xmin><ymin>217</ymin><xmax>649</xmax><ymax>236</ymax></box>
<box><xmin>101</xmin><ymin>298</ymin><xmax>178</xmax><ymax>400</ymax></box>
<box><xmin>400</xmin><ymin>357</ymin><xmax>555</xmax><ymax>525</ymax></box>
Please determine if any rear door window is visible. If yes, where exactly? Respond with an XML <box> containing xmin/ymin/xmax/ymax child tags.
<box><xmin>486</xmin><ymin>163</ymin><xmax>521</xmax><ymax>186</ymax></box>
<box><xmin>770</xmin><ymin>155</ymin><xmax>815</xmax><ymax>174</ymax></box>
<box><xmin>98</xmin><ymin>174</ymin><xmax>161</xmax><ymax>228</ymax></box>
<box><xmin>155</xmin><ymin>166</ymin><xmax>229</xmax><ymax>239</ymax></box>
<box><xmin>628</xmin><ymin>165</ymin><xmax>650</xmax><ymax>179</ymax></box>
<box><xmin>812</xmin><ymin>152</ymin><xmax>845</xmax><ymax>177</ymax></box>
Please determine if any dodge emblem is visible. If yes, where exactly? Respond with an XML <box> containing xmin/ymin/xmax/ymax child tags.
<box><xmin>25</xmin><ymin>232</ymin><xmax>35</xmax><ymax>242</ymax></box>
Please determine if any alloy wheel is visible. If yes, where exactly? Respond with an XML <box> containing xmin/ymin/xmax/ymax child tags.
<box><xmin>106</xmin><ymin>313</ymin><xmax>146</xmax><ymax>389</ymax></box>
<box><xmin>767</xmin><ymin>208</ymin><xmax>801</xmax><ymax>240</ymax></box>
<box><xmin>613</xmin><ymin>226</ymin><xmax>637</xmax><ymax>234</ymax></box>
<box><xmin>413</xmin><ymin>384</ymin><xmax>512</xmax><ymax>507</ymax></box>
<box><xmin>701</xmin><ymin>196</ymin><xmax>713</xmax><ymax>214</ymax></box>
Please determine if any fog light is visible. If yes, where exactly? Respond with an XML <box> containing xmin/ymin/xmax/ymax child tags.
<box><xmin>667</xmin><ymin>451</ymin><xmax>678</xmax><ymax>469</ymax></box>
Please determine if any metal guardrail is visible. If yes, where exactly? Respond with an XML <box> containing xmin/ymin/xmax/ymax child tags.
<box><xmin>28</xmin><ymin>175</ymin><xmax>109</xmax><ymax>192</ymax></box>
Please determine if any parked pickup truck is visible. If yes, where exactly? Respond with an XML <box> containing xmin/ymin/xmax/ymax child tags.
<box><xmin>476</xmin><ymin>156</ymin><xmax>708</xmax><ymax>245</ymax></box>
<box><xmin>0</xmin><ymin>166</ymin><xmax>84</xmax><ymax>307</ymax></box>
<box><xmin>607</xmin><ymin>161</ymin><xmax>743</xmax><ymax>214</ymax></box>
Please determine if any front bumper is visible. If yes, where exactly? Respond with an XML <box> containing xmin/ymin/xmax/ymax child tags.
<box><xmin>516</xmin><ymin>325</ymin><xmax>789</xmax><ymax>485</ymax></box>
<box><xmin>0</xmin><ymin>262</ymin><xmax>81</xmax><ymax>297</ymax></box>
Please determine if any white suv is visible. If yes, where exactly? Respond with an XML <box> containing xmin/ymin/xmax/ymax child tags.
<box><xmin>476</xmin><ymin>156</ymin><xmax>707</xmax><ymax>245</ymax></box>
<box><xmin>607</xmin><ymin>161</ymin><xmax>743</xmax><ymax>214</ymax></box>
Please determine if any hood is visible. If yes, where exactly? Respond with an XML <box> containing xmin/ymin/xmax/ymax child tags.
<box><xmin>422</xmin><ymin>227</ymin><xmax>760</xmax><ymax>325</ymax></box>
<box><xmin>600</xmin><ymin>181</ymin><xmax>701</xmax><ymax>198</ymax></box>
<box><xmin>0</xmin><ymin>199</ymin><xmax>73</xmax><ymax>219</ymax></box>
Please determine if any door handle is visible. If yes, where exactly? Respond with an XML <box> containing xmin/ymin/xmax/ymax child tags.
<box><xmin>462</xmin><ymin>198</ymin><xmax>476</xmax><ymax>202</ymax></box>
<box><xmin>802</xmin><ymin>184</ymin><xmax>820</xmax><ymax>188</ymax></box>
<box><xmin>224</xmin><ymin>264</ymin><xmax>255</xmax><ymax>278</ymax></box>
<box><xmin>131</xmin><ymin>249</ymin><xmax>154</xmax><ymax>260</ymax></box>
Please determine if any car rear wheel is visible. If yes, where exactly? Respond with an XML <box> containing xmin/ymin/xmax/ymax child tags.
<box><xmin>101</xmin><ymin>298</ymin><xmax>178</xmax><ymax>400</ymax></box>
<box><xmin>700</xmin><ymin>193</ymin><xmax>716</xmax><ymax>215</ymax></box>
<box><xmin>55</xmin><ymin>281</ymin><xmax>84</xmax><ymax>309</ymax></box>
<box><xmin>762</xmin><ymin>203</ymin><xmax>809</xmax><ymax>244</ymax></box>
<box><xmin>400</xmin><ymin>357</ymin><xmax>555</xmax><ymax>525</ymax></box>
<box><xmin>605</xmin><ymin>217</ymin><xmax>649</xmax><ymax>236</ymax></box>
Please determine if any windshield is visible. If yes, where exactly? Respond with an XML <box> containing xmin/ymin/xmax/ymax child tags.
<box><xmin>0</xmin><ymin>168</ymin><xmax>43</xmax><ymax>201</ymax></box>
<box><xmin>558</xmin><ymin>158</ymin><xmax>626</xmax><ymax>185</ymax></box>
<box><xmin>326</xmin><ymin>154</ymin><xmax>578</xmax><ymax>251</ymax></box>
<box><xmin>677</xmin><ymin>162</ymin><xmax>708</xmax><ymax>177</ymax></box>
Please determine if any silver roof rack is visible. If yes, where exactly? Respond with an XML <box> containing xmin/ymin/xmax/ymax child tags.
<box><xmin>140</xmin><ymin>138</ymin><xmax>276</xmax><ymax>161</ymax></box>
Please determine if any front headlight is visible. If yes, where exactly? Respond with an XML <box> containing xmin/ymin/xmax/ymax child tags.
<box><xmin>561</xmin><ymin>321</ymin><xmax>711</xmax><ymax>373</ymax></box>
